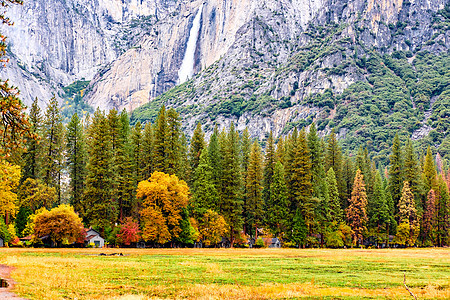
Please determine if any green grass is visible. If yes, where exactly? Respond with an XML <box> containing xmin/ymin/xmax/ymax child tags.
<box><xmin>0</xmin><ymin>248</ymin><xmax>449</xmax><ymax>299</ymax></box>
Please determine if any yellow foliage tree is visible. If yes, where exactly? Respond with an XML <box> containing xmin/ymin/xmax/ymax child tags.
<box><xmin>137</xmin><ymin>172</ymin><xmax>189</xmax><ymax>244</ymax></box>
<box><xmin>33</xmin><ymin>204</ymin><xmax>84</xmax><ymax>246</ymax></box>
<box><xmin>197</xmin><ymin>210</ymin><xmax>228</xmax><ymax>246</ymax></box>
<box><xmin>0</xmin><ymin>159</ymin><xmax>20</xmax><ymax>223</ymax></box>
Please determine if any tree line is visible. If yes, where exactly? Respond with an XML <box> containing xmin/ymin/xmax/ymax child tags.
<box><xmin>1</xmin><ymin>97</ymin><xmax>449</xmax><ymax>248</ymax></box>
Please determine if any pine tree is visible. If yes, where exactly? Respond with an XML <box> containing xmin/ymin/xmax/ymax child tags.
<box><xmin>341</xmin><ymin>153</ymin><xmax>355</xmax><ymax>209</ymax></box>
<box><xmin>41</xmin><ymin>96</ymin><xmax>64</xmax><ymax>203</ymax></box>
<box><xmin>346</xmin><ymin>169</ymin><xmax>368</xmax><ymax>245</ymax></box>
<box><xmin>275</xmin><ymin>136</ymin><xmax>285</xmax><ymax>165</ymax></box>
<box><xmin>66</xmin><ymin>113</ymin><xmax>86</xmax><ymax>214</ymax></box>
<box><xmin>403</xmin><ymin>138</ymin><xmax>423</xmax><ymax>207</ymax></box>
<box><xmin>388</xmin><ymin>134</ymin><xmax>404</xmax><ymax>212</ymax></box>
<box><xmin>153</xmin><ymin>105</ymin><xmax>167</xmax><ymax>172</ymax></box>
<box><xmin>436</xmin><ymin>176</ymin><xmax>449</xmax><ymax>246</ymax></box>
<box><xmin>368</xmin><ymin>171</ymin><xmax>390</xmax><ymax>239</ymax></box>
<box><xmin>21</xmin><ymin>98</ymin><xmax>42</xmax><ymax>183</ymax></box>
<box><xmin>191</xmin><ymin>148</ymin><xmax>219</xmax><ymax>217</ymax></box>
<box><xmin>266</xmin><ymin>162</ymin><xmax>290</xmax><ymax>238</ymax></box>
<box><xmin>142</xmin><ymin>121</ymin><xmax>154</xmax><ymax>180</ymax></box>
<box><xmin>82</xmin><ymin>109</ymin><xmax>115</xmax><ymax>233</ymax></box>
<box><xmin>290</xmin><ymin>208</ymin><xmax>307</xmax><ymax>247</ymax></box>
<box><xmin>165</xmin><ymin>108</ymin><xmax>182</xmax><ymax>175</ymax></box>
<box><xmin>245</xmin><ymin>141</ymin><xmax>264</xmax><ymax>237</ymax></box>
<box><xmin>116</xmin><ymin>111</ymin><xmax>134</xmax><ymax>220</ymax></box>
<box><xmin>241</xmin><ymin>128</ymin><xmax>251</xmax><ymax>174</ymax></box>
<box><xmin>290</xmin><ymin>129</ymin><xmax>314</xmax><ymax>233</ymax></box>
<box><xmin>131</xmin><ymin>122</ymin><xmax>144</xmax><ymax>183</ymax></box>
<box><xmin>178</xmin><ymin>132</ymin><xmax>190</xmax><ymax>181</ymax></box>
<box><xmin>325</xmin><ymin>129</ymin><xmax>344</xmax><ymax>204</ymax></box>
<box><xmin>263</xmin><ymin>131</ymin><xmax>276</xmax><ymax>206</ymax></box>
<box><xmin>326</xmin><ymin>167</ymin><xmax>343</xmax><ymax>223</ymax></box>
<box><xmin>422</xmin><ymin>146</ymin><xmax>437</xmax><ymax>193</ymax></box>
<box><xmin>218</xmin><ymin>123</ymin><xmax>243</xmax><ymax>246</ymax></box>
<box><xmin>397</xmin><ymin>181</ymin><xmax>420</xmax><ymax>246</ymax></box>
<box><xmin>189</xmin><ymin>123</ymin><xmax>205</xmax><ymax>175</ymax></box>
<box><xmin>208</xmin><ymin>125</ymin><xmax>221</xmax><ymax>192</ymax></box>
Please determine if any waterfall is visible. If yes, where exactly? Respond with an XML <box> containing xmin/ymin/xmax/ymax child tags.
<box><xmin>178</xmin><ymin>4</ymin><xmax>203</xmax><ymax>84</ymax></box>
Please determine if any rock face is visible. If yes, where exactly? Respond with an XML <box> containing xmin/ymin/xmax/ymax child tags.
<box><xmin>0</xmin><ymin>0</ymin><xmax>448</xmax><ymax>146</ymax></box>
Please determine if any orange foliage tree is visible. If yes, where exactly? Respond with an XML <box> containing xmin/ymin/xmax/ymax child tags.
<box><xmin>137</xmin><ymin>172</ymin><xmax>189</xmax><ymax>244</ymax></box>
<box><xmin>33</xmin><ymin>204</ymin><xmax>84</xmax><ymax>246</ymax></box>
<box><xmin>346</xmin><ymin>169</ymin><xmax>368</xmax><ymax>245</ymax></box>
<box><xmin>117</xmin><ymin>217</ymin><xmax>141</xmax><ymax>246</ymax></box>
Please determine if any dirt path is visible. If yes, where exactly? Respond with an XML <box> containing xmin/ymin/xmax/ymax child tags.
<box><xmin>0</xmin><ymin>265</ymin><xmax>27</xmax><ymax>300</ymax></box>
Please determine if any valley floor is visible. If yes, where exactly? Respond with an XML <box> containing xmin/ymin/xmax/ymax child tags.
<box><xmin>0</xmin><ymin>248</ymin><xmax>448</xmax><ymax>299</ymax></box>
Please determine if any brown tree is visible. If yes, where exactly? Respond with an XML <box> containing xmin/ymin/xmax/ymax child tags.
<box><xmin>397</xmin><ymin>181</ymin><xmax>420</xmax><ymax>246</ymax></box>
<box><xmin>346</xmin><ymin>169</ymin><xmax>368</xmax><ymax>245</ymax></box>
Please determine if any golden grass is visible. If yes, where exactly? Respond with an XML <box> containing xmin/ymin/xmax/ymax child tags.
<box><xmin>0</xmin><ymin>248</ymin><xmax>448</xmax><ymax>299</ymax></box>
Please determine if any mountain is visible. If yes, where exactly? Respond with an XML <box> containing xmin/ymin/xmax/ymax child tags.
<box><xmin>1</xmin><ymin>0</ymin><xmax>449</xmax><ymax>162</ymax></box>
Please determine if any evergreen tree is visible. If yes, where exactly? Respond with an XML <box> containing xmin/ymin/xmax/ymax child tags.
<box><xmin>275</xmin><ymin>136</ymin><xmax>285</xmax><ymax>165</ymax></box>
<box><xmin>131</xmin><ymin>122</ymin><xmax>144</xmax><ymax>182</ymax></box>
<box><xmin>165</xmin><ymin>108</ymin><xmax>182</xmax><ymax>175</ymax></box>
<box><xmin>245</xmin><ymin>141</ymin><xmax>264</xmax><ymax>237</ymax></box>
<box><xmin>325</xmin><ymin>129</ymin><xmax>344</xmax><ymax>204</ymax></box>
<box><xmin>341</xmin><ymin>153</ymin><xmax>355</xmax><ymax>209</ymax></box>
<box><xmin>208</xmin><ymin>125</ymin><xmax>221</xmax><ymax>192</ymax></box>
<box><xmin>403</xmin><ymin>138</ymin><xmax>423</xmax><ymax>207</ymax></box>
<box><xmin>266</xmin><ymin>162</ymin><xmax>290</xmax><ymax>238</ymax></box>
<box><xmin>218</xmin><ymin>123</ymin><xmax>243</xmax><ymax>246</ymax></box>
<box><xmin>178</xmin><ymin>132</ymin><xmax>190</xmax><ymax>181</ymax></box>
<box><xmin>142</xmin><ymin>121</ymin><xmax>154</xmax><ymax>180</ymax></box>
<box><xmin>82</xmin><ymin>109</ymin><xmax>115</xmax><ymax>233</ymax></box>
<box><xmin>290</xmin><ymin>129</ymin><xmax>314</xmax><ymax>233</ymax></box>
<box><xmin>368</xmin><ymin>171</ymin><xmax>390</xmax><ymax>238</ymax></box>
<box><xmin>116</xmin><ymin>111</ymin><xmax>134</xmax><ymax>220</ymax></box>
<box><xmin>189</xmin><ymin>123</ymin><xmax>205</xmax><ymax>175</ymax></box>
<box><xmin>436</xmin><ymin>176</ymin><xmax>449</xmax><ymax>246</ymax></box>
<box><xmin>41</xmin><ymin>96</ymin><xmax>64</xmax><ymax>203</ymax></box>
<box><xmin>191</xmin><ymin>148</ymin><xmax>219</xmax><ymax>217</ymax></box>
<box><xmin>326</xmin><ymin>167</ymin><xmax>343</xmax><ymax>223</ymax></box>
<box><xmin>422</xmin><ymin>146</ymin><xmax>437</xmax><ymax>193</ymax></box>
<box><xmin>153</xmin><ymin>105</ymin><xmax>167</xmax><ymax>172</ymax></box>
<box><xmin>290</xmin><ymin>208</ymin><xmax>307</xmax><ymax>247</ymax></box>
<box><xmin>346</xmin><ymin>169</ymin><xmax>368</xmax><ymax>245</ymax></box>
<box><xmin>66</xmin><ymin>113</ymin><xmax>86</xmax><ymax>214</ymax></box>
<box><xmin>263</xmin><ymin>131</ymin><xmax>276</xmax><ymax>205</ymax></box>
<box><xmin>241</xmin><ymin>128</ymin><xmax>251</xmax><ymax>174</ymax></box>
<box><xmin>388</xmin><ymin>134</ymin><xmax>404</xmax><ymax>213</ymax></box>
<box><xmin>21</xmin><ymin>98</ymin><xmax>42</xmax><ymax>182</ymax></box>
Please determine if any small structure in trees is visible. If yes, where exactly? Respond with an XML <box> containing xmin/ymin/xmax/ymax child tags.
<box><xmin>85</xmin><ymin>229</ymin><xmax>105</xmax><ymax>248</ymax></box>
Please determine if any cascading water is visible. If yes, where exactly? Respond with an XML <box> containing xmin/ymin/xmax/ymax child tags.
<box><xmin>178</xmin><ymin>4</ymin><xmax>204</xmax><ymax>84</ymax></box>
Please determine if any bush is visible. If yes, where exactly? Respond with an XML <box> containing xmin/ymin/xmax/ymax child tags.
<box><xmin>255</xmin><ymin>237</ymin><xmax>265</xmax><ymax>248</ymax></box>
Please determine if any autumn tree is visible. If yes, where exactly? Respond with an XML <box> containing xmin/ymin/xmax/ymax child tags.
<box><xmin>117</xmin><ymin>217</ymin><xmax>141</xmax><ymax>246</ymax></box>
<box><xmin>197</xmin><ymin>209</ymin><xmax>228</xmax><ymax>246</ymax></box>
<box><xmin>17</xmin><ymin>178</ymin><xmax>57</xmax><ymax>211</ymax></box>
<box><xmin>33</xmin><ymin>204</ymin><xmax>84</xmax><ymax>247</ymax></box>
<box><xmin>0</xmin><ymin>159</ymin><xmax>20</xmax><ymax>224</ymax></box>
<box><xmin>422</xmin><ymin>189</ymin><xmax>437</xmax><ymax>245</ymax></box>
<box><xmin>346</xmin><ymin>169</ymin><xmax>368</xmax><ymax>245</ymax></box>
<box><xmin>397</xmin><ymin>181</ymin><xmax>420</xmax><ymax>246</ymax></box>
<box><xmin>138</xmin><ymin>172</ymin><xmax>189</xmax><ymax>244</ymax></box>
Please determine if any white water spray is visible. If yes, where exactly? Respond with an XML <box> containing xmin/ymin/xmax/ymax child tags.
<box><xmin>178</xmin><ymin>4</ymin><xmax>203</xmax><ymax>84</ymax></box>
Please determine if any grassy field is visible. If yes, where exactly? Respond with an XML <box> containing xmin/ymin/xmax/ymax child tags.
<box><xmin>0</xmin><ymin>248</ymin><xmax>449</xmax><ymax>299</ymax></box>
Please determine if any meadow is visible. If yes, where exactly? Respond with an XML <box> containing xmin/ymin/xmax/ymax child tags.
<box><xmin>0</xmin><ymin>248</ymin><xmax>449</xmax><ymax>299</ymax></box>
